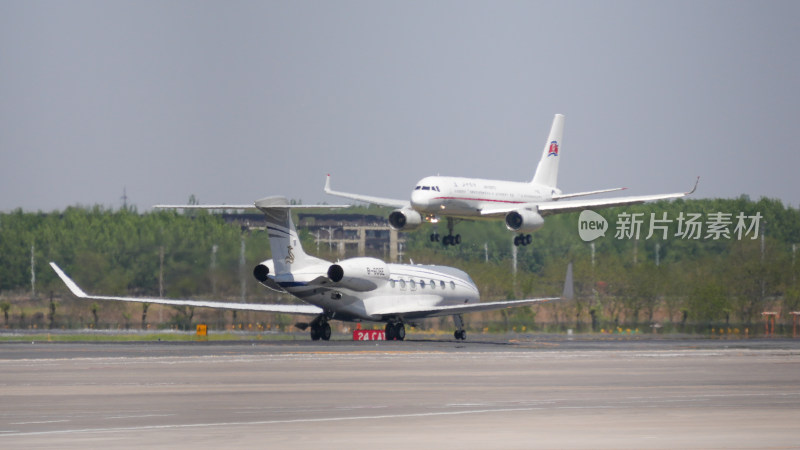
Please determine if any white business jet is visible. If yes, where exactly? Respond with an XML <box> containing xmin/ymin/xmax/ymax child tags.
<box><xmin>325</xmin><ymin>114</ymin><xmax>698</xmax><ymax>246</ymax></box>
<box><xmin>50</xmin><ymin>196</ymin><xmax>567</xmax><ymax>341</ymax></box>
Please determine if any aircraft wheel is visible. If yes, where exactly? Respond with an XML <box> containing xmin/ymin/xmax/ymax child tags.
<box><xmin>454</xmin><ymin>234</ymin><xmax>461</xmax><ymax>245</ymax></box>
<box><xmin>385</xmin><ymin>323</ymin><xmax>396</xmax><ymax>340</ymax></box>
<box><xmin>458</xmin><ymin>330</ymin><xmax>467</xmax><ymax>340</ymax></box>
<box><xmin>442</xmin><ymin>235</ymin><xmax>452</xmax><ymax>246</ymax></box>
<box><xmin>310</xmin><ymin>327</ymin><xmax>321</xmax><ymax>341</ymax></box>
<box><xmin>321</xmin><ymin>322</ymin><xmax>332</xmax><ymax>341</ymax></box>
<box><xmin>525</xmin><ymin>234</ymin><xmax>532</xmax><ymax>245</ymax></box>
<box><xmin>513</xmin><ymin>236</ymin><xmax>521</xmax><ymax>246</ymax></box>
<box><xmin>395</xmin><ymin>323</ymin><xmax>406</xmax><ymax>341</ymax></box>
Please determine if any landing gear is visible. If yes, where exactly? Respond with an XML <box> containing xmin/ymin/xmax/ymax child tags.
<box><xmin>441</xmin><ymin>218</ymin><xmax>461</xmax><ymax>247</ymax></box>
<box><xmin>385</xmin><ymin>322</ymin><xmax>406</xmax><ymax>341</ymax></box>
<box><xmin>513</xmin><ymin>234</ymin><xmax>532</xmax><ymax>246</ymax></box>
<box><xmin>442</xmin><ymin>234</ymin><xmax>461</xmax><ymax>246</ymax></box>
<box><xmin>309</xmin><ymin>316</ymin><xmax>332</xmax><ymax>341</ymax></box>
<box><xmin>453</xmin><ymin>314</ymin><xmax>466</xmax><ymax>341</ymax></box>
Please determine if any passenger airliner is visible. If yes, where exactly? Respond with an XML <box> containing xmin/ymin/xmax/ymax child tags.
<box><xmin>325</xmin><ymin>114</ymin><xmax>698</xmax><ymax>246</ymax></box>
<box><xmin>51</xmin><ymin>196</ymin><xmax>567</xmax><ymax>341</ymax></box>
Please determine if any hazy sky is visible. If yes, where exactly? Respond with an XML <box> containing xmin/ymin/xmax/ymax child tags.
<box><xmin>2</xmin><ymin>1</ymin><xmax>798</xmax><ymax>212</ymax></box>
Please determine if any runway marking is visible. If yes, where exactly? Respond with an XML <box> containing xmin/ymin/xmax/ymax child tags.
<box><xmin>0</xmin><ymin>407</ymin><xmax>546</xmax><ymax>437</ymax></box>
<box><xmin>9</xmin><ymin>420</ymin><xmax>69</xmax><ymax>425</ymax></box>
<box><xmin>106</xmin><ymin>414</ymin><xmax>176</xmax><ymax>420</ymax></box>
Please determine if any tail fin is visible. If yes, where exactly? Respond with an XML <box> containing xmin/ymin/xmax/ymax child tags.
<box><xmin>254</xmin><ymin>196</ymin><xmax>319</xmax><ymax>275</ymax></box>
<box><xmin>531</xmin><ymin>114</ymin><xmax>565</xmax><ymax>188</ymax></box>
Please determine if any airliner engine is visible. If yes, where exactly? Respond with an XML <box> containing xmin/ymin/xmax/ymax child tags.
<box><xmin>505</xmin><ymin>209</ymin><xmax>545</xmax><ymax>233</ymax></box>
<box><xmin>388</xmin><ymin>208</ymin><xmax>423</xmax><ymax>231</ymax></box>
<box><xmin>327</xmin><ymin>257</ymin><xmax>390</xmax><ymax>292</ymax></box>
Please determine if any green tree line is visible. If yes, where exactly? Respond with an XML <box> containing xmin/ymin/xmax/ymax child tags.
<box><xmin>1</xmin><ymin>197</ymin><xmax>799</xmax><ymax>332</ymax></box>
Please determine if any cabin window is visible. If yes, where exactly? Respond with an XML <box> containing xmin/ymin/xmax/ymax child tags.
<box><xmin>450</xmin><ymin>281</ymin><xmax>456</xmax><ymax>289</ymax></box>
<box><xmin>440</xmin><ymin>280</ymin><xmax>445</xmax><ymax>289</ymax></box>
<box><xmin>399</xmin><ymin>280</ymin><xmax>406</xmax><ymax>289</ymax></box>
<box><xmin>410</xmin><ymin>280</ymin><xmax>416</xmax><ymax>290</ymax></box>
<box><xmin>420</xmin><ymin>280</ymin><xmax>426</xmax><ymax>288</ymax></box>
<box><xmin>430</xmin><ymin>279</ymin><xmax>436</xmax><ymax>289</ymax></box>
<box><xmin>390</xmin><ymin>280</ymin><xmax>396</xmax><ymax>288</ymax></box>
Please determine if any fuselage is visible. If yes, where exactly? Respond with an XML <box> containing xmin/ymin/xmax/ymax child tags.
<box><xmin>410</xmin><ymin>176</ymin><xmax>561</xmax><ymax>218</ymax></box>
<box><xmin>275</xmin><ymin>262</ymin><xmax>480</xmax><ymax>322</ymax></box>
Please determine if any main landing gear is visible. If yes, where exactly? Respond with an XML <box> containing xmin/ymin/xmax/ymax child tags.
<box><xmin>385</xmin><ymin>322</ymin><xmax>406</xmax><ymax>341</ymax></box>
<box><xmin>431</xmin><ymin>217</ymin><xmax>461</xmax><ymax>247</ymax></box>
<box><xmin>453</xmin><ymin>314</ymin><xmax>467</xmax><ymax>340</ymax></box>
<box><xmin>431</xmin><ymin>232</ymin><xmax>461</xmax><ymax>246</ymax></box>
<box><xmin>309</xmin><ymin>315</ymin><xmax>332</xmax><ymax>341</ymax></box>
<box><xmin>513</xmin><ymin>234</ymin><xmax>533</xmax><ymax>246</ymax></box>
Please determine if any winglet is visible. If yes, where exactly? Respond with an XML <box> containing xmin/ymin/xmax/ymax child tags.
<box><xmin>324</xmin><ymin>174</ymin><xmax>332</xmax><ymax>193</ymax></box>
<box><xmin>49</xmin><ymin>262</ymin><xmax>88</xmax><ymax>298</ymax></box>
<box><xmin>686</xmin><ymin>176</ymin><xmax>700</xmax><ymax>195</ymax></box>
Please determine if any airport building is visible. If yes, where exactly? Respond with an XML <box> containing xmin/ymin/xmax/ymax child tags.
<box><xmin>222</xmin><ymin>212</ymin><xmax>406</xmax><ymax>261</ymax></box>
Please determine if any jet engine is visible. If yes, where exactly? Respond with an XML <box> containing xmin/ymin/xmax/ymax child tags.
<box><xmin>252</xmin><ymin>260</ymin><xmax>286</xmax><ymax>293</ymax></box>
<box><xmin>505</xmin><ymin>209</ymin><xmax>545</xmax><ymax>233</ymax></box>
<box><xmin>388</xmin><ymin>208</ymin><xmax>423</xmax><ymax>231</ymax></box>
<box><xmin>327</xmin><ymin>257</ymin><xmax>390</xmax><ymax>292</ymax></box>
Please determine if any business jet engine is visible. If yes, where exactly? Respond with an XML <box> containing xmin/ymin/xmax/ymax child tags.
<box><xmin>388</xmin><ymin>208</ymin><xmax>423</xmax><ymax>231</ymax></box>
<box><xmin>505</xmin><ymin>209</ymin><xmax>545</xmax><ymax>233</ymax></box>
<box><xmin>252</xmin><ymin>260</ymin><xmax>286</xmax><ymax>293</ymax></box>
<box><xmin>327</xmin><ymin>257</ymin><xmax>390</xmax><ymax>292</ymax></box>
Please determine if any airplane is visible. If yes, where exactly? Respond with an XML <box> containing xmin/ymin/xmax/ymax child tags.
<box><xmin>324</xmin><ymin>113</ymin><xmax>699</xmax><ymax>246</ymax></box>
<box><xmin>50</xmin><ymin>196</ymin><xmax>569</xmax><ymax>341</ymax></box>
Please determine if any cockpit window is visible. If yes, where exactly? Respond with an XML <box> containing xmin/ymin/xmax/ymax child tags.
<box><xmin>415</xmin><ymin>186</ymin><xmax>421</xmax><ymax>190</ymax></box>
<box><xmin>434</xmin><ymin>186</ymin><xmax>440</xmax><ymax>192</ymax></box>
<box><xmin>422</xmin><ymin>186</ymin><xmax>430</xmax><ymax>190</ymax></box>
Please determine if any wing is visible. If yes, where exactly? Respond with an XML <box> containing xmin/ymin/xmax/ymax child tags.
<box><xmin>324</xmin><ymin>174</ymin><xmax>410</xmax><ymax>209</ymax></box>
<box><xmin>153</xmin><ymin>204</ymin><xmax>257</xmax><ymax>210</ymax></box>
<box><xmin>370</xmin><ymin>297</ymin><xmax>561</xmax><ymax>320</ymax></box>
<box><xmin>551</xmin><ymin>186</ymin><xmax>627</xmax><ymax>200</ymax></box>
<box><xmin>50</xmin><ymin>263</ymin><xmax>322</xmax><ymax>316</ymax></box>
<box><xmin>481</xmin><ymin>177</ymin><xmax>699</xmax><ymax>216</ymax></box>
<box><xmin>154</xmin><ymin>198</ymin><xmax>351</xmax><ymax>210</ymax></box>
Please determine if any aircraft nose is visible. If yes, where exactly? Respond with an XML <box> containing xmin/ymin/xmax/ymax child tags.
<box><xmin>410</xmin><ymin>190</ymin><xmax>429</xmax><ymax>208</ymax></box>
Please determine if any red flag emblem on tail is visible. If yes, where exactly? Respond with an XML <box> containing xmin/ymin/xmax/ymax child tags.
<box><xmin>547</xmin><ymin>141</ymin><xmax>559</xmax><ymax>157</ymax></box>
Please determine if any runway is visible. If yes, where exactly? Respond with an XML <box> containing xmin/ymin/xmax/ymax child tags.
<box><xmin>1</xmin><ymin>337</ymin><xmax>799</xmax><ymax>449</ymax></box>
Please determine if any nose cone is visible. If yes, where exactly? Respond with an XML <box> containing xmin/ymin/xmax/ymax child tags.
<box><xmin>410</xmin><ymin>189</ymin><xmax>431</xmax><ymax>210</ymax></box>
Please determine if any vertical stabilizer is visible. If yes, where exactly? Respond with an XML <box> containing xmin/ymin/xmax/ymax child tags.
<box><xmin>255</xmin><ymin>196</ymin><xmax>317</xmax><ymax>275</ymax></box>
<box><xmin>531</xmin><ymin>114</ymin><xmax>565</xmax><ymax>188</ymax></box>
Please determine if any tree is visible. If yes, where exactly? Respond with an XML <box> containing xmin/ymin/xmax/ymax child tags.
<box><xmin>0</xmin><ymin>301</ymin><xmax>10</xmax><ymax>327</ymax></box>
